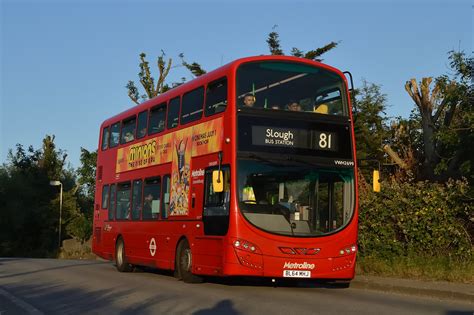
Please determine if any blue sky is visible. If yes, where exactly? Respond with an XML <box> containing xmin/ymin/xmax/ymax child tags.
<box><xmin>1</xmin><ymin>0</ymin><xmax>472</xmax><ymax>168</ymax></box>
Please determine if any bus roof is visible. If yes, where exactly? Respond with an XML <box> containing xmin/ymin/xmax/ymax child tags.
<box><xmin>100</xmin><ymin>55</ymin><xmax>346</xmax><ymax>128</ymax></box>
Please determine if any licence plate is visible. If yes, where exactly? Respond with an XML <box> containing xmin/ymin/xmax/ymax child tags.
<box><xmin>283</xmin><ymin>270</ymin><xmax>311</xmax><ymax>278</ymax></box>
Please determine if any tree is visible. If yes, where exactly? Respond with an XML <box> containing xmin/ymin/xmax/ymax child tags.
<box><xmin>38</xmin><ymin>135</ymin><xmax>67</xmax><ymax>180</ymax></box>
<box><xmin>179</xmin><ymin>53</ymin><xmax>207</xmax><ymax>77</ymax></box>
<box><xmin>353</xmin><ymin>81</ymin><xmax>389</xmax><ymax>161</ymax></box>
<box><xmin>77</xmin><ymin>148</ymin><xmax>97</xmax><ymax>199</ymax></box>
<box><xmin>267</xmin><ymin>28</ymin><xmax>284</xmax><ymax>55</ymax></box>
<box><xmin>127</xmin><ymin>27</ymin><xmax>339</xmax><ymax>104</ymax></box>
<box><xmin>267</xmin><ymin>25</ymin><xmax>339</xmax><ymax>62</ymax></box>
<box><xmin>126</xmin><ymin>51</ymin><xmax>173</xmax><ymax>105</ymax></box>
<box><xmin>0</xmin><ymin>142</ymin><xmax>60</xmax><ymax>256</ymax></box>
<box><xmin>0</xmin><ymin>135</ymin><xmax>95</xmax><ymax>256</ymax></box>
<box><xmin>72</xmin><ymin>148</ymin><xmax>97</xmax><ymax>242</ymax></box>
<box><xmin>404</xmin><ymin>50</ymin><xmax>473</xmax><ymax>181</ymax></box>
<box><xmin>126</xmin><ymin>52</ymin><xmax>207</xmax><ymax>105</ymax></box>
<box><xmin>351</xmin><ymin>81</ymin><xmax>391</xmax><ymax>181</ymax></box>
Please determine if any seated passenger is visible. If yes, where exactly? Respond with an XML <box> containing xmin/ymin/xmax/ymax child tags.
<box><xmin>287</xmin><ymin>101</ymin><xmax>302</xmax><ymax>111</ymax></box>
<box><xmin>138</xmin><ymin>127</ymin><xmax>147</xmax><ymax>138</ymax></box>
<box><xmin>124</xmin><ymin>131</ymin><xmax>134</xmax><ymax>142</ymax></box>
<box><xmin>242</xmin><ymin>93</ymin><xmax>256</xmax><ymax>108</ymax></box>
<box><xmin>143</xmin><ymin>193</ymin><xmax>153</xmax><ymax>219</ymax></box>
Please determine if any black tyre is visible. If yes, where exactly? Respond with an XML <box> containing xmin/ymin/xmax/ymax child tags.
<box><xmin>115</xmin><ymin>238</ymin><xmax>133</xmax><ymax>272</ymax></box>
<box><xmin>333</xmin><ymin>281</ymin><xmax>351</xmax><ymax>288</ymax></box>
<box><xmin>176</xmin><ymin>239</ymin><xmax>203</xmax><ymax>283</ymax></box>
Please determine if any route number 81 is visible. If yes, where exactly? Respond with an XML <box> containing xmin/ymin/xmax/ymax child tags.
<box><xmin>319</xmin><ymin>133</ymin><xmax>332</xmax><ymax>149</ymax></box>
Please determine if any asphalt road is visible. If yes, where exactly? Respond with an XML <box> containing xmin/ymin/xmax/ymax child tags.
<box><xmin>0</xmin><ymin>258</ymin><xmax>472</xmax><ymax>315</ymax></box>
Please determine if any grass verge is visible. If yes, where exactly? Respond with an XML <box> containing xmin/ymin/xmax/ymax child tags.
<box><xmin>356</xmin><ymin>255</ymin><xmax>474</xmax><ymax>284</ymax></box>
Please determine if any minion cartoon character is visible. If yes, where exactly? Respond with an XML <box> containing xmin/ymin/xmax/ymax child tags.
<box><xmin>182</xmin><ymin>165</ymin><xmax>190</xmax><ymax>187</ymax></box>
<box><xmin>175</xmin><ymin>139</ymin><xmax>188</xmax><ymax>182</ymax></box>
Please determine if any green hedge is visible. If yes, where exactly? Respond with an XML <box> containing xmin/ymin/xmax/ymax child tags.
<box><xmin>358</xmin><ymin>179</ymin><xmax>472</xmax><ymax>261</ymax></box>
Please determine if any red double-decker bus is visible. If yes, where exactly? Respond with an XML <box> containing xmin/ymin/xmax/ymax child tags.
<box><xmin>93</xmin><ymin>55</ymin><xmax>358</xmax><ymax>284</ymax></box>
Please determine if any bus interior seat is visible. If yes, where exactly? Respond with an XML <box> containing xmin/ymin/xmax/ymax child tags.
<box><xmin>314</xmin><ymin>104</ymin><xmax>328</xmax><ymax>114</ymax></box>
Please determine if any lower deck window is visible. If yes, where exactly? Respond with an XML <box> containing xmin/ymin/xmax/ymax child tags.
<box><xmin>143</xmin><ymin>178</ymin><xmax>161</xmax><ymax>220</ymax></box>
<box><xmin>116</xmin><ymin>182</ymin><xmax>131</xmax><ymax>220</ymax></box>
<box><xmin>108</xmin><ymin>184</ymin><xmax>116</xmax><ymax>220</ymax></box>
<box><xmin>132</xmin><ymin>180</ymin><xmax>142</xmax><ymax>220</ymax></box>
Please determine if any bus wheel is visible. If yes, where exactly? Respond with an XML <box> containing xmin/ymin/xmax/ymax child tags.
<box><xmin>176</xmin><ymin>239</ymin><xmax>203</xmax><ymax>283</ymax></box>
<box><xmin>337</xmin><ymin>281</ymin><xmax>351</xmax><ymax>288</ymax></box>
<box><xmin>115</xmin><ymin>238</ymin><xmax>133</xmax><ymax>272</ymax></box>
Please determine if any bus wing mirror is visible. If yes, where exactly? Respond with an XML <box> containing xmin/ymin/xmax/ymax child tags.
<box><xmin>212</xmin><ymin>170</ymin><xmax>224</xmax><ymax>192</ymax></box>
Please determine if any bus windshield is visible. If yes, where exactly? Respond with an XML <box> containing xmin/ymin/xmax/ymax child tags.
<box><xmin>237</xmin><ymin>61</ymin><xmax>348</xmax><ymax>115</ymax></box>
<box><xmin>238</xmin><ymin>159</ymin><xmax>355</xmax><ymax>237</ymax></box>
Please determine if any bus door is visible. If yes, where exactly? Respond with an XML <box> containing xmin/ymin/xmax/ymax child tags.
<box><xmin>102</xmin><ymin>183</ymin><xmax>117</xmax><ymax>257</ymax></box>
<box><xmin>190</xmin><ymin>166</ymin><xmax>229</xmax><ymax>275</ymax></box>
<box><xmin>202</xmin><ymin>166</ymin><xmax>230</xmax><ymax>236</ymax></box>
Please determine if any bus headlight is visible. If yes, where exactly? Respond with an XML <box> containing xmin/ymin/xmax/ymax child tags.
<box><xmin>232</xmin><ymin>238</ymin><xmax>263</xmax><ymax>269</ymax></box>
<box><xmin>232</xmin><ymin>238</ymin><xmax>261</xmax><ymax>254</ymax></box>
<box><xmin>339</xmin><ymin>244</ymin><xmax>357</xmax><ymax>256</ymax></box>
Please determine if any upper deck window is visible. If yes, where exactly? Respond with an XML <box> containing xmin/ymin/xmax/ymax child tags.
<box><xmin>101</xmin><ymin>127</ymin><xmax>109</xmax><ymax>151</ymax></box>
<box><xmin>236</xmin><ymin>61</ymin><xmax>347</xmax><ymax>116</ymax></box>
<box><xmin>148</xmin><ymin>103</ymin><xmax>166</xmax><ymax>135</ymax></box>
<box><xmin>167</xmin><ymin>97</ymin><xmax>180</xmax><ymax>129</ymax></box>
<box><xmin>137</xmin><ymin>111</ymin><xmax>148</xmax><ymax>139</ymax></box>
<box><xmin>205</xmin><ymin>78</ymin><xmax>227</xmax><ymax>116</ymax></box>
<box><xmin>109</xmin><ymin>123</ymin><xmax>120</xmax><ymax>148</ymax></box>
<box><xmin>131</xmin><ymin>179</ymin><xmax>143</xmax><ymax>220</ymax></box>
<box><xmin>121</xmin><ymin>116</ymin><xmax>136</xmax><ymax>144</ymax></box>
<box><xmin>181</xmin><ymin>86</ymin><xmax>204</xmax><ymax>124</ymax></box>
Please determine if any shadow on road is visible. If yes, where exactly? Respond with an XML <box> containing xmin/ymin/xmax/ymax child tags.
<box><xmin>134</xmin><ymin>265</ymin><xmax>350</xmax><ymax>289</ymax></box>
<box><xmin>2</xmin><ymin>281</ymin><xmax>181</xmax><ymax>314</ymax></box>
<box><xmin>0</xmin><ymin>259</ymin><xmax>109</xmax><ymax>279</ymax></box>
<box><xmin>193</xmin><ymin>300</ymin><xmax>239</xmax><ymax>315</ymax></box>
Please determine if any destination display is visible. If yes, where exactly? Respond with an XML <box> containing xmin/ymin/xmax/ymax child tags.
<box><xmin>238</xmin><ymin>114</ymin><xmax>352</xmax><ymax>160</ymax></box>
<box><xmin>251</xmin><ymin>126</ymin><xmax>337</xmax><ymax>151</ymax></box>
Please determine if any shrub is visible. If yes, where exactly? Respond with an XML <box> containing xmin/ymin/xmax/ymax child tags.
<box><xmin>358</xmin><ymin>178</ymin><xmax>472</xmax><ymax>261</ymax></box>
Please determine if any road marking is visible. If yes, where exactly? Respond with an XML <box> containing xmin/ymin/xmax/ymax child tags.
<box><xmin>0</xmin><ymin>287</ymin><xmax>43</xmax><ymax>315</ymax></box>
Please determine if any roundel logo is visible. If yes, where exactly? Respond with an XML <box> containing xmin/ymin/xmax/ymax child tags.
<box><xmin>149</xmin><ymin>238</ymin><xmax>157</xmax><ymax>257</ymax></box>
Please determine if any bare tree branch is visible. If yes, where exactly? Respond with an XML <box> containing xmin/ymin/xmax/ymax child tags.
<box><xmin>405</xmin><ymin>79</ymin><xmax>423</xmax><ymax>112</ymax></box>
<box><xmin>138</xmin><ymin>53</ymin><xmax>156</xmax><ymax>99</ymax></box>
<box><xmin>156</xmin><ymin>52</ymin><xmax>172</xmax><ymax>94</ymax></box>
